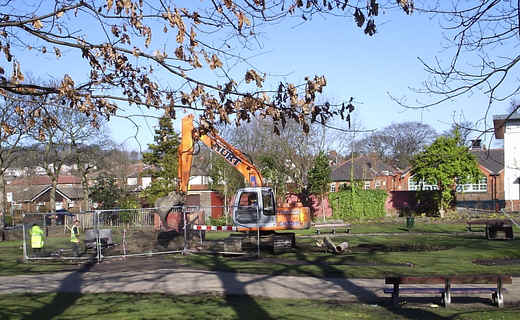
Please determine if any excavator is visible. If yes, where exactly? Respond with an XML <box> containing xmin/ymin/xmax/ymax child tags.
<box><xmin>177</xmin><ymin>114</ymin><xmax>311</xmax><ymax>251</ymax></box>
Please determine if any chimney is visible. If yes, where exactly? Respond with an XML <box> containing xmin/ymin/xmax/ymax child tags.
<box><xmin>470</xmin><ymin>139</ymin><xmax>482</xmax><ymax>150</ymax></box>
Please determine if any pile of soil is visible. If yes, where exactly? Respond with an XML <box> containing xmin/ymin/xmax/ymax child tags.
<box><xmin>1</xmin><ymin>228</ymin><xmax>23</xmax><ymax>241</ymax></box>
<box><xmin>104</xmin><ymin>229</ymin><xmax>186</xmax><ymax>256</ymax></box>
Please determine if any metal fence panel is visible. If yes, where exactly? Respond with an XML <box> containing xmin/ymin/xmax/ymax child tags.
<box><xmin>23</xmin><ymin>212</ymin><xmax>91</xmax><ymax>260</ymax></box>
<box><xmin>21</xmin><ymin>205</ymin><xmax>244</xmax><ymax>262</ymax></box>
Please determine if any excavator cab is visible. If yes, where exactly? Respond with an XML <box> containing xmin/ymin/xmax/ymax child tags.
<box><xmin>232</xmin><ymin>187</ymin><xmax>277</xmax><ymax>229</ymax></box>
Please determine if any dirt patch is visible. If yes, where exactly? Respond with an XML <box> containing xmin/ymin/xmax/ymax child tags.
<box><xmin>102</xmin><ymin>229</ymin><xmax>187</xmax><ymax>256</ymax></box>
<box><xmin>352</xmin><ymin>243</ymin><xmax>454</xmax><ymax>253</ymax></box>
<box><xmin>228</xmin><ymin>255</ymin><xmax>413</xmax><ymax>268</ymax></box>
<box><xmin>473</xmin><ymin>258</ymin><xmax>520</xmax><ymax>266</ymax></box>
<box><xmin>1</xmin><ymin>228</ymin><xmax>23</xmax><ymax>241</ymax></box>
<box><xmin>66</xmin><ymin>255</ymin><xmax>190</xmax><ymax>273</ymax></box>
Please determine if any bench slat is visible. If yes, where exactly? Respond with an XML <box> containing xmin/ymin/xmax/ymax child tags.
<box><xmin>385</xmin><ymin>275</ymin><xmax>512</xmax><ymax>285</ymax></box>
<box><xmin>384</xmin><ymin>287</ymin><xmax>505</xmax><ymax>294</ymax></box>
<box><xmin>384</xmin><ymin>288</ymin><xmax>444</xmax><ymax>294</ymax></box>
<box><xmin>313</xmin><ymin>223</ymin><xmax>351</xmax><ymax>228</ymax></box>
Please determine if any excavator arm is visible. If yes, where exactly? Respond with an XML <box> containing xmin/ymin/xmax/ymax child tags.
<box><xmin>177</xmin><ymin>114</ymin><xmax>263</xmax><ymax>193</ymax></box>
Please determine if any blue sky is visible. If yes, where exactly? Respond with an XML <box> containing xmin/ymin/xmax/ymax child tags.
<box><xmin>111</xmin><ymin>8</ymin><xmax>514</xmax><ymax>151</ymax></box>
<box><xmin>15</xmin><ymin>4</ymin><xmax>517</xmax><ymax>152</ymax></box>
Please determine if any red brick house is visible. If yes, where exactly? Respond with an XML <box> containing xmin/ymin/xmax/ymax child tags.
<box><xmin>329</xmin><ymin>148</ymin><xmax>506</xmax><ymax>214</ymax></box>
<box><xmin>6</xmin><ymin>175</ymin><xmax>84</xmax><ymax>213</ymax></box>
<box><xmin>187</xmin><ymin>161</ymin><xmax>225</xmax><ymax>219</ymax></box>
<box><xmin>330</xmin><ymin>153</ymin><xmax>399</xmax><ymax>192</ymax></box>
<box><xmin>391</xmin><ymin>147</ymin><xmax>505</xmax><ymax>211</ymax></box>
<box><xmin>456</xmin><ymin>148</ymin><xmax>504</xmax><ymax>210</ymax></box>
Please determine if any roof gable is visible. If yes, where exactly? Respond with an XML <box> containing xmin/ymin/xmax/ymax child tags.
<box><xmin>331</xmin><ymin>154</ymin><xmax>397</xmax><ymax>182</ymax></box>
<box><xmin>31</xmin><ymin>186</ymin><xmax>73</xmax><ymax>202</ymax></box>
<box><xmin>471</xmin><ymin>149</ymin><xmax>504</xmax><ymax>174</ymax></box>
<box><xmin>10</xmin><ymin>175</ymin><xmax>81</xmax><ymax>186</ymax></box>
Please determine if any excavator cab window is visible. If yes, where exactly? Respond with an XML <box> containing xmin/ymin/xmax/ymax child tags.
<box><xmin>262</xmin><ymin>190</ymin><xmax>275</xmax><ymax>216</ymax></box>
<box><xmin>236</xmin><ymin>192</ymin><xmax>258</xmax><ymax>224</ymax></box>
<box><xmin>239</xmin><ymin>192</ymin><xmax>257</xmax><ymax>207</ymax></box>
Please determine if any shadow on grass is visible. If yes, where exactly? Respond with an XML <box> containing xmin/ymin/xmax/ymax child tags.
<box><xmin>290</xmin><ymin>247</ymin><xmax>454</xmax><ymax>320</ymax></box>
<box><xmin>207</xmin><ymin>254</ymin><xmax>274</xmax><ymax>320</ymax></box>
<box><xmin>192</xmin><ymin>242</ymin><xmax>454</xmax><ymax>320</ymax></box>
<box><xmin>23</xmin><ymin>261</ymin><xmax>95</xmax><ymax>320</ymax></box>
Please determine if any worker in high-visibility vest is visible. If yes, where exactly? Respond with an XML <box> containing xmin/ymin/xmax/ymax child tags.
<box><xmin>70</xmin><ymin>220</ymin><xmax>81</xmax><ymax>257</ymax></box>
<box><xmin>30</xmin><ymin>223</ymin><xmax>44</xmax><ymax>256</ymax></box>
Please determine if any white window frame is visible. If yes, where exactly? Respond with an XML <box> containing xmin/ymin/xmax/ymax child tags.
<box><xmin>408</xmin><ymin>176</ymin><xmax>438</xmax><ymax>191</ymax></box>
<box><xmin>330</xmin><ymin>183</ymin><xmax>336</xmax><ymax>192</ymax></box>
<box><xmin>364</xmin><ymin>181</ymin><xmax>370</xmax><ymax>190</ymax></box>
<box><xmin>127</xmin><ymin>177</ymin><xmax>138</xmax><ymax>186</ymax></box>
<box><xmin>142</xmin><ymin>176</ymin><xmax>152</xmax><ymax>189</ymax></box>
<box><xmin>457</xmin><ymin>177</ymin><xmax>487</xmax><ymax>193</ymax></box>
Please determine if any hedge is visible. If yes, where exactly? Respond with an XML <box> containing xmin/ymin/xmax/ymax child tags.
<box><xmin>328</xmin><ymin>188</ymin><xmax>387</xmax><ymax>220</ymax></box>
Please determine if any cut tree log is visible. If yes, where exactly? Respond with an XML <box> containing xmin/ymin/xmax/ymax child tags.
<box><xmin>335</xmin><ymin>242</ymin><xmax>349</xmax><ymax>252</ymax></box>
<box><xmin>324</xmin><ymin>236</ymin><xmax>338</xmax><ymax>254</ymax></box>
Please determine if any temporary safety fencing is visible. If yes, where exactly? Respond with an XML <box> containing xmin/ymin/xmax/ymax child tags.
<box><xmin>22</xmin><ymin>207</ymin><xmax>187</xmax><ymax>262</ymax></box>
<box><xmin>193</xmin><ymin>225</ymin><xmax>237</xmax><ymax>231</ymax></box>
<box><xmin>21</xmin><ymin>204</ymin><xmax>262</xmax><ymax>263</ymax></box>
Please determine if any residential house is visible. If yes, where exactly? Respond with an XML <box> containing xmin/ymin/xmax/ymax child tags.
<box><xmin>186</xmin><ymin>156</ymin><xmax>224</xmax><ymax>219</ymax></box>
<box><xmin>330</xmin><ymin>153</ymin><xmax>399</xmax><ymax>192</ymax></box>
<box><xmin>456</xmin><ymin>147</ymin><xmax>504</xmax><ymax>210</ymax></box>
<box><xmin>329</xmin><ymin>146</ymin><xmax>506</xmax><ymax>213</ymax></box>
<box><xmin>125</xmin><ymin>162</ymin><xmax>154</xmax><ymax>192</ymax></box>
<box><xmin>6</xmin><ymin>175</ymin><xmax>84</xmax><ymax>213</ymax></box>
<box><xmin>494</xmin><ymin>113</ymin><xmax>520</xmax><ymax>211</ymax></box>
<box><xmin>393</xmin><ymin>144</ymin><xmax>505</xmax><ymax>211</ymax></box>
<box><xmin>121</xmin><ymin>157</ymin><xmax>224</xmax><ymax>219</ymax></box>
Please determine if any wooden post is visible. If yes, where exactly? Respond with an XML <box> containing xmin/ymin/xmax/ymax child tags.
<box><xmin>443</xmin><ymin>279</ymin><xmax>451</xmax><ymax>307</ymax></box>
<box><xmin>497</xmin><ymin>277</ymin><xmax>504</xmax><ymax>308</ymax></box>
<box><xmin>392</xmin><ymin>283</ymin><xmax>399</xmax><ymax>305</ymax></box>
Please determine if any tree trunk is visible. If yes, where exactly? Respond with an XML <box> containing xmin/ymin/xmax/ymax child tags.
<box><xmin>50</xmin><ymin>178</ymin><xmax>57</xmax><ymax>213</ymax></box>
<box><xmin>224</xmin><ymin>179</ymin><xmax>228</xmax><ymax>224</ymax></box>
<box><xmin>321</xmin><ymin>194</ymin><xmax>325</xmax><ymax>222</ymax></box>
<box><xmin>81</xmin><ymin>173</ymin><xmax>89</xmax><ymax>212</ymax></box>
<box><xmin>0</xmin><ymin>174</ymin><xmax>5</xmax><ymax>226</ymax></box>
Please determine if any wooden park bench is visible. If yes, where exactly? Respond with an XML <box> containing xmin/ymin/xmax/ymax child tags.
<box><xmin>313</xmin><ymin>222</ymin><xmax>351</xmax><ymax>235</ymax></box>
<box><xmin>467</xmin><ymin>219</ymin><xmax>514</xmax><ymax>240</ymax></box>
<box><xmin>384</xmin><ymin>275</ymin><xmax>512</xmax><ymax>308</ymax></box>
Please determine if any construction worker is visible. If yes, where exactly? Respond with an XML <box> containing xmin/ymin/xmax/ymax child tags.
<box><xmin>70</xmin><ymin>220</ymin><xmax>81</xmax><ymax>257</ymax></box>
<box><xmin>30</xmin><ymin>223</ymin><xmax>44</xmax><ymax>256</ymax></box>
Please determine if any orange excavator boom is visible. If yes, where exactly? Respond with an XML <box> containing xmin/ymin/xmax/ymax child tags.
<box><xmin>177</xmin><ymin>114</ymin><xmax>263</xmax><ymax>193</ymax></box>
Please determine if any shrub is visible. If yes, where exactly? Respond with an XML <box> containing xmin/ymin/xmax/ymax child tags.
<box><xmin>208</xmin><ymin>215</ymin><xmax>228</xmax><ymax>226</ymax></box>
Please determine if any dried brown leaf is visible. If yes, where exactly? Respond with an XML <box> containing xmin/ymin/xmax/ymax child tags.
<box><xmin>32</xmin><ymin>19</ymin><xmax>43</xmax><ymax>30</ymax></box>
<box><xmin>107</xmin><ymin>0</ymin><xmax>113</xmax><ymax>11</ymax></box>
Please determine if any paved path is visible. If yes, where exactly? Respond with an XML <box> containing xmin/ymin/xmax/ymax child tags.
<box><xmin>1</xmin><ymin>268</ymin><xmax>519</xmax><ymax>305</ymax></box>
<box><xmin>0</xmin><ymin>268</ymin><xmax>384</xmax><ymax>302</ymax></box>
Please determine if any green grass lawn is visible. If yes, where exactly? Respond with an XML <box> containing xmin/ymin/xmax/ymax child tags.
<box><xmin>3</xmin><ymin>222</ymin><xmax>520</xmax><ymax>278</ymax></box>
<box><xmin>175</xmin><ymin>233</ymin><xmax>520</xmax><ymax>278</ymax></box>
<box><xmin>1</xmin><ymin>292</ymin><xmax>519</xmax><ymax>320</ymax></box>
<box><xmin>203</xmin><ymin>222</ymin><xmax>471</xmax><ymax>239</ymax></box>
